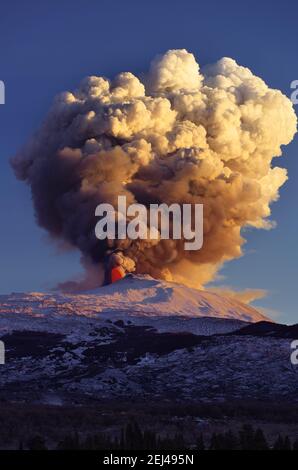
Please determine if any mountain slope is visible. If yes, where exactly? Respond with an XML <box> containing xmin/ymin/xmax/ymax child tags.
<box><xmin>0</xmin><ymin>275</ymin><xmax>268</xmax><ymax>328</ymax></box>
<box><xmin>230</xmin><ymin>321</ymin><xmax>298</xmax><ymax>339</ymax></box>
<box><xmin>0</xmin><ymin>275</ymin><xmax>296</xmax><ymax>406</ymax></box>
<box><xmin>84</xmin><ymin>274</ymin><xmax>268</xmax><ymax>321</ymax></box>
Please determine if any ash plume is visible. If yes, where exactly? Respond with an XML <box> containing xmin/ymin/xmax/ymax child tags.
<box><xmin>11</xmin><ymin>49</ymin><xmax>297</xmax><ymax>290</ymax></box>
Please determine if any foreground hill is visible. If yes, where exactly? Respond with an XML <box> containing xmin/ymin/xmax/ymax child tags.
<box><xmin>0</xmin><ymin>275</ymin><xmax>296</xmax><ymax>406</ymax></box>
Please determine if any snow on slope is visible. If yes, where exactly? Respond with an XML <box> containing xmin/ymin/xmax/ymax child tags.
<box><xmin>0</xmin><ymin>275</ymin><xmax>267</xmax><ymax>337</ymax></box>
<box><xmin>82</xmin><ymin>274</ymin><xmax>268</xmax><ymax>321</ymax></box>
<box><xmin>2</xmin><ymin>276</ymin><xmax>293</xmax><ymax>406</ymax></box>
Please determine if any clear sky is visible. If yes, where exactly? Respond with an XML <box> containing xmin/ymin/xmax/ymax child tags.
<box><xmin>0</xmin><ymin>0</ymin><xmax>297</xmax><ymax>323</ymax></box>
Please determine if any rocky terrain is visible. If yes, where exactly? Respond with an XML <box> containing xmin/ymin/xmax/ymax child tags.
<box><xmin>0</xmin><ymin>275</ymin><xmax>296</xmax><ymax>406</ymax></box>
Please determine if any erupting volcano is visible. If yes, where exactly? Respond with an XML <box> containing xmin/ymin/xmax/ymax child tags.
<box><xmin>11</xmin><ymin>49</ymin><xmax>297</xmax><ymax>290</ymax></box>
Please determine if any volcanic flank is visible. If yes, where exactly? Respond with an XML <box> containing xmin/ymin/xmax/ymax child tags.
<box><xmin>0</xmin><ymin>275</ymin><xmax>291</xmax><ymax>412</ymax></box>
<box><xmin>0</xmin><ymin>275</ymin><xmax>268</xmax><ymax>324</ymax></box>
<box><xmin>11</xmin><ymin>49</ymin><xmax>297</xmax><ymax>290</ymax></box>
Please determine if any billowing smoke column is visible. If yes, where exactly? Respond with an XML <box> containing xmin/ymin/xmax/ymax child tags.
<box><xmin>11</xmin><ymin>49</ymin><xmax>297</xmax><ymax>289</ymax></box>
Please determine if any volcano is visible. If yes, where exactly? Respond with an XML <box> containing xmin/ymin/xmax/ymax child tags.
<box><xmin>1</xmin><ymin>275</ymin><xmax>296</xmax><ymax>409</ymax></box>
<box><xmin>0</xmin><ymin>274</ymin><xmax>268</xmax><ymax>328</ymax></box>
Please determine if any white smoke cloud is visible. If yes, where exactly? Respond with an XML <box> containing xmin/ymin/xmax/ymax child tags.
<box><xmin>11</xmin><ymin>49</ymin><xmax>297</xmax><ymax>289</ymax></box>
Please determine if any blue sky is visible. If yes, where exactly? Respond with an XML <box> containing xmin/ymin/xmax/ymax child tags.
<box><xmin>0</xmin><ymin>0</ymin><xmax>297</xmax><ymax>323</ymax></box>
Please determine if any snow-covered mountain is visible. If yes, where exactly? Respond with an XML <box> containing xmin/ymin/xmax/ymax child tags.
<box><xmin>1</xmin><ymin>275</ymin><xmax>296</xmax><ymax>406</ymax></box>
<box><xmin>0</xmin><ymin>275</ymin><xmax>267</xmax><ymax>332</ymax></box>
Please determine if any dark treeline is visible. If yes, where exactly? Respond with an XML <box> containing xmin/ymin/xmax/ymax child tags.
<box><xmin>206</xmin><ymin>425</ymin><xmax>297</xmax><ymax>450</ymax></box>
<box><xmin>24</xmin><ymin>422</ymin><xmax>298</xmax><ymax>451</ymax></box>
